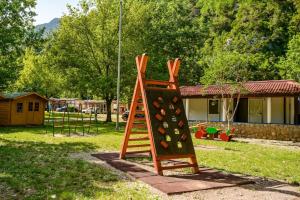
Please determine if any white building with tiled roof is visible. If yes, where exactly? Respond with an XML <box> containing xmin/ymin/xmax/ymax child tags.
<box><xmin>180</xmin><ymin>80</ymin><xmax>300</xmax><ymax>125</ymax></box>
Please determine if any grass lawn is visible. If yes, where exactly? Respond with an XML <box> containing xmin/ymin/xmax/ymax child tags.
<box><xmin>0</xmin><ymin>123</ymin><xmax>158</xmax><ymax>200</ymax></box>
<box><xmin>0</xmin><ymin>123</ymin><xmax>299</xmax><ymax>199</ymax></box>
<box><xmin>193</xmin><ymin>139</ymin><xmax>300</xmax><ymax>185</ymax></box>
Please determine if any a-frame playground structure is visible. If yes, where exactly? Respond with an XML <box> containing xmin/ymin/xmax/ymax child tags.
<box><xmin>120</xmin><ymin>54</ymin><xmax>199</xmax><ymax>175</ymax></box>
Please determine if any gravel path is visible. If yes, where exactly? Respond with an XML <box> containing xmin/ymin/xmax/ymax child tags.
<box><xmin>234</xmin><ymin>138</ymin><xmax>300</xmax><ymax>150</ymax></box>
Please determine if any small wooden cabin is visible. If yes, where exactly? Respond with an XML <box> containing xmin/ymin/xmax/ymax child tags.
<box><xmin>0</xmin><ymin>92</ymin><xmax>48</xmax><ymax>126</ymax></box>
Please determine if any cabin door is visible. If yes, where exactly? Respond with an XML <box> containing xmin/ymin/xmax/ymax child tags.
<box><xmin>295</xmin><ymin>96</ymin><xmax>300</xmax><ymax>125</ymax></box>
<box><xmin>27</xmin><ymin>101</ymin><xmax>34</xmax><ymax>124</ymax></box>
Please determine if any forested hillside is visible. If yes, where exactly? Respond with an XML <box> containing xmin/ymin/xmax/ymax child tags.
<box><xmin>1</xmin><ymin>0</ymin><xmax>300</xmax><ymax>121</ymax></box>
<box><xmin>35</xmin><ymin>18</ymin><xmax>60</xmax><ymax>34</ymax></box>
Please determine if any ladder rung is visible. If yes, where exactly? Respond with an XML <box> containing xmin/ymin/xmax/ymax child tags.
<box><xmin>161</xmin><ymin>163</ymin><xmax>197</xmax><ymax>170</ymax></box>
<box><xmin>132</xmin><ymin>124</ymin><xmax>147</xmax><ymax>129</ymax></box>
<box><xmin>146</xmin><ymin>87</ymin><xmax>176</xmax><ymax>91</ymax></box>
<box><xmin>130</xmin><ymin>131</ymin><xmax>148</xmax><ymax>135</ymax></box>
<box><xmin>129</xmin><ymin>136</ymin><xmax>149</xmax><ymax>141</ymax></box>
<box><xmin>127</xmin><ymin>144</ymin><xmax>150</xmax><ymax>148</ymax></box>
<box><xmin>146</xmin><ymin>80</ymin><xmax>174</xmax><ymax>86</ymax></box>
<box><xmin>135</xmin><ymin>110</ymin><xmax>145</xmax><ymax>114</ymax></box>
<box><xmin>126</xmin><ymin>150</ymin><xmax>151</xmax><ymax>154</ymax></box>
<box><xmin>134</xmin><ymin>117</ymin><xmax>145</xmax><ymax>121</ymax></box>
<box><xmin>136</xmin><ymin>103</ymin><xmax>144</xmax><ymax>106</ymax></box>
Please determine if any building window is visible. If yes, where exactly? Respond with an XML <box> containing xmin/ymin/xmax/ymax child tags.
<box><xmin>209</xmin><ymin>100</ymin><xmax>219</xmax><ymax>114</ymax></box>
<box><xmin>28</xmin><ymin>102</ymin><xmax>33</xmax><ymax>112</ymax></box>
<box><xmin>17</xmin><ymin>103</ymin><xmax>23</xmax><ymax>113</ymax></box>
<box><xmin>34</xmin><ymin>102</ymin><xmax>39</xmax><ymax>111</ymax></box>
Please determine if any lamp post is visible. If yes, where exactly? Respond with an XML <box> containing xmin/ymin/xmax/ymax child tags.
<box><xmin>116</xmin><ymin>0</ymin><xmax>123</xmax><ymax>130</ymax></box>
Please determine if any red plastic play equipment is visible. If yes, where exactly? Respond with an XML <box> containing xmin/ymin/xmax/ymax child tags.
<box><xmin>193</xmin><ymin>124</ymin><xmax>235</xmax><ymax>142</ymax></box>
<box><xmin>219</xmin><ymin>128</ymin><xmax>235</xmax><ymax>142</ymax></box>
<box><xmin>195</xmin><ymin>125</ymin><xmax>207</xmax><ymax>139</ymax></box>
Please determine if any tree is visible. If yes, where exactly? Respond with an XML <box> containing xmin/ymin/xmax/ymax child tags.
<box><xmin>0</xmin><ymin>0</ymin><xmax>43</xmax><ymax>90</ymax></box>
<box><xmin>141</xmin><ymin>0</ymin><xmax>203</xmax><ymax>85</ymax></box>
<box><xmin>201</xmin><ymin>51</ymin><xmax>254</xmax><ymax>130</ymax></box>
<box><xmin>196</xmin><ymin>0</ymin><xmax>296</xmax><ymax>81</ymax></box>
<box><xmin>14</xmin><ymin>48</ymin><xmax>64</xmax><ymax>97</ymax></box>
<box><xmin>277</xmin><ymin>34</ymin><xmax>300</xmax><ymax>81</ymax></box>
<box><xmin>45</xmin><ymin>0</ymin><xmax>148</xmax><ymax>122</ymax></box>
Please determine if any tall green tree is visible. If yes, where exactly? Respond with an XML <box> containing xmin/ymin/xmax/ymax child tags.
<box><xmin>46</xmin><ymin>0</ymin><xmax>148</xmax><ymax>122</ymax></box>
<box><xmin>14</xmin><ymin>48</ymin><xmax>65</xmax><ymax>97</ymax></box>
<box><xmin>277</xmin><ymin>34</ymin><xmax>300</xmax><ymax>81</ymax></box>
<box><xmin>0</xmin><ymin>0</ymin><xmax>42</xmax><ymax>90</ymax></box>
<box><xmin>197</xmin><ymin>0</ymin><xmax>296</xmax><ymax>82</ymax></box>
<box><xmin>141</xmin><ymin>0</ymin><xmax>202</xmax><ymax>85</ymax></box>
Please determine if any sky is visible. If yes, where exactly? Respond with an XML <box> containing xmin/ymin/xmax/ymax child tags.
<box><xmin>34</xmin><ymin>0</ymin><xmax>78</xmax><ymax>25</ymax></box>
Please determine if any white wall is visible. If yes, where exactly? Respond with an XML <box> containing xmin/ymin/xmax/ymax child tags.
<box><xmin>188</xmin><ymin>99</ymin><xmax>208</xmax><ymax>121</ymax></box>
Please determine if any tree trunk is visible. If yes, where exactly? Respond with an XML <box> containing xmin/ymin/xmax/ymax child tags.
<box><xmin>106</xmin><ymin>98</ymin><xmax>112</xmax><ymax>122</ymax></box>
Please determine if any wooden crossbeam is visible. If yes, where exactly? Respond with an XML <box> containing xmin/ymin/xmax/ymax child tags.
<box><xmin>127</xmin><ymin>144</ymin><xmax>150</xmax><ymax>148</ymax></box>
<box><xmin>125</xmin><ymin>150</ymin><xmax>151</xmax><ymax>154</ymax></box>
<box><xmin>130</xmin><ymin>131</ymin><xmax>148</xmax><ymax>135</ymax></box>
<box><xmin>128</xmin><ymin>136</ymin><xmax>149</xmax><ymax>141</ymax></box>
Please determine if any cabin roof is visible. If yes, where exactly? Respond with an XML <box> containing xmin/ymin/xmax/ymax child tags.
<box><xmin>1</xmin><ymin>92</ymin><xmax>48</xmax><ymax>101</ymax></box>
<box><xmin>180</xmin><ymin>80</ymin><xmax>300</xmax><ymax>98</ymax></box>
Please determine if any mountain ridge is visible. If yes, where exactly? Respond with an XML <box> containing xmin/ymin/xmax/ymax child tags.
<box><xmin>36</xmin><ymin>18</ymin><xmax>60</xmax><ymax>34</ymax></box>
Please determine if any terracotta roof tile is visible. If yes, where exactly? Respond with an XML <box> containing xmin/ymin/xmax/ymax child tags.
<box><xmin>180</xmin><ymin>80</ymin><xmax>300</xmax><ymax>97</ymax></box>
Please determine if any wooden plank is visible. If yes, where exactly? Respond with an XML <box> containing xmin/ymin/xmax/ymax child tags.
<box><xmin>132</xmin><ymin>124</ymin><xmax>147</xmax><ymax>129</ymax></box>
<box><xmin>145</xmin><ymin>80</ymin><xmax>174</xmax><ymax>86</ymax></box>
<box><xmin>134</xmin><ymin>117</ymin><xmax>145</xmax><ymax>121</ymax></box>
<box><xmin>127</xmin><ymin>144</ymin><xmax>150</xmax><ymax>148</ymax></box>
<box><xmin>125</xmin><ymin>150</ymin><xmax>151</xmax><ymax>154</ymax></box>
<box><xmin>145</xmin><ymin>87</ymin><xmax>177</xmax><ymax>91</ymax></box>
<box><xmin>130</xmin><ymin>131</ymin><xmax>148</xmax><ymax>135</ymax></box>
<box><xmin>128</xmin><ymin>136</ymin><xmax>149</xmax><ymax>141</ymax></box>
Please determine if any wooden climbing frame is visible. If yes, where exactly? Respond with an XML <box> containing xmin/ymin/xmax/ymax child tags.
<box><xmin>120</xmin><ymin>54</ymin><xmax>199</xmax><ymax>175</ymax></box>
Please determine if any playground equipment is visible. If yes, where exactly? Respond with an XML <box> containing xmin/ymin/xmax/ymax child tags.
<box><xmin>194</xmin><ymin>124</ymin><xmax>235</xmax><ymax>142</ymax></box>
<box><xmin>46</xmin><ymin>102</ymin><xmax>99</xmax><ymax>136</ymax></box>
<box><xmin>120</xmin><ymin>54</ymin><xmax>199</xmax><ymax>176</ymax></box>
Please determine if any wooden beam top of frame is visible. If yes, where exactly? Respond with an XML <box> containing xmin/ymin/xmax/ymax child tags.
<box><xmin>168</xmin><ymin>58</ymin><xmax>181</xmax><ymax>82</ymax></box>
<box><xmin>136</xmin><ymin>53</ymin><xmax>149</xmax><ymax>74</ymax></box>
